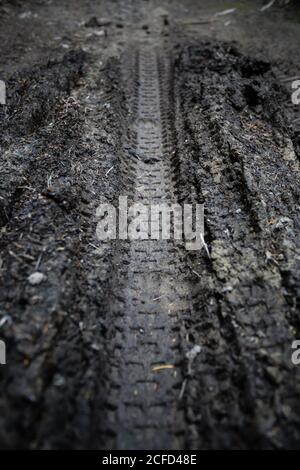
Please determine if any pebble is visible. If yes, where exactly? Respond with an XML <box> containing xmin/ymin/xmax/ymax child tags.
<box><xmin>53</xmin><ymin>374</ymin><xmax>66</xmax><ymax>388</ymax></box>
<box><xmin>186</xmin><ymin>345</ymin><xmax>202</xmax><ymax>361</ymax></box>
<box><xmin>28</xmin><ymin>272</ymin><xmax>46</xmax><ymax>286</ymax></box>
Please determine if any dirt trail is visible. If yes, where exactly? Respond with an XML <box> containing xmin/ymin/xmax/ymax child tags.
<box><xmin>106</xmin><ymin>46</ymin><xmax>191</xmax><ymax>448</ymax></box>
<box><xmin>99</xmin><ymin>10</ymin><xmax>193</xmax><ymax>449</ymax></box>
<box><xmin>0</xmin><ymin>0</ymin><xmax>300</xmax><ymax>450</ymax></box>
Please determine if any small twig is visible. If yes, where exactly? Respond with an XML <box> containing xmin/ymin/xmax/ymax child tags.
<box><xmin>0</xmin><ymin>316</ymin><xmax>12</xmax><ymax>329</ymax></box>
<box><xmin>105</xmin><ymin>166</ymin><xmax>114</xmax><ymax>177</ymax></box>
<box><xmin>179</xmin><ymin>346</ymin><xmax>202</xmax><ymax>400</ymax></box>
<box><xmin>47</xmin><ymin>172</ymin><xmax>54</xmax><ymax>188</ymax></box>
<box><xmin>35</xmin><ymin>253</ymin><xmax>43</xmax><ymax>270</ymax></box>
<box><xmin>214</xmin><ymin>8</ymin><xmax>236</xmax><ymax>17</ymax></box>
<box><xmin>152</xmin><ymin>294</ymin><xmax>166</xmax><ymax>301</ymax></box>
<box><xmin>152</xmin><ymin>364</ymin><xmax>175</xmax><ymax>372</ymax></box>
<box><xmin>200</xmin><ymin>233</ymin><xmax>211</xmax><ymax>259</ymax></box>
<box><xmin>260</xmin><ymin>0</ymin><xmax>275</xmax><ymax>11</ymax></box>
<box><xmin>179</xmin><ymin>378</ymin><xmax>188</xmax><ymax>400</ymax></box>
<box><xmin>192</xmin><ymin>269</ymin><xmax>201</xmax><ymax>279</ymax></box>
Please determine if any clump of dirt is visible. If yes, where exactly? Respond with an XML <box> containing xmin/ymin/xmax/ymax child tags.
<box><xmin>0</xmin><ymin>50</ymin><xmax>86</xmax><ymax>227</ymax></box>
<box><xmin>175</xmin><ymin>40</ymin><xmax>300</xmax><ymax>449</ymax></box>
<box><xmin>3</xmin><ymin>50</ymin><xmax>86</xmax><ymax>138</ymax></box>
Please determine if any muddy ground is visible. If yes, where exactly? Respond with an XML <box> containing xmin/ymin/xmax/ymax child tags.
<box><xmin>0</xmin><ymin>0</ymin><xmax>300</xmax><ymax>450</ymax></box>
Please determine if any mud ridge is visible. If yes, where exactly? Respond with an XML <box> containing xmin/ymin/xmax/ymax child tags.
<box><xmin>174</xmin><ymin>39</ymin><xmax>300</xmax><ymax>449</ymax></box>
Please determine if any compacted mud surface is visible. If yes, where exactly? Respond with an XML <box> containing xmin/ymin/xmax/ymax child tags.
<box><xmin>0</xmin><ymin>0</ymin><xmax>300</xmax><ymax>450</ymax></box>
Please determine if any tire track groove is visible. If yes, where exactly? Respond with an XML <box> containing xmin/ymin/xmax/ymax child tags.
<box><xmin>105</xmin><ymin>45</ymin><xmax>191</xmax><ymax>450</ymax></box>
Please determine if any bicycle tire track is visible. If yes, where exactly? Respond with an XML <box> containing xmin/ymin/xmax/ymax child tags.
<box><xmin>100</xmin><ymin>44</ymin><xmax>193</xmax><ymax>450</ymax></box>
